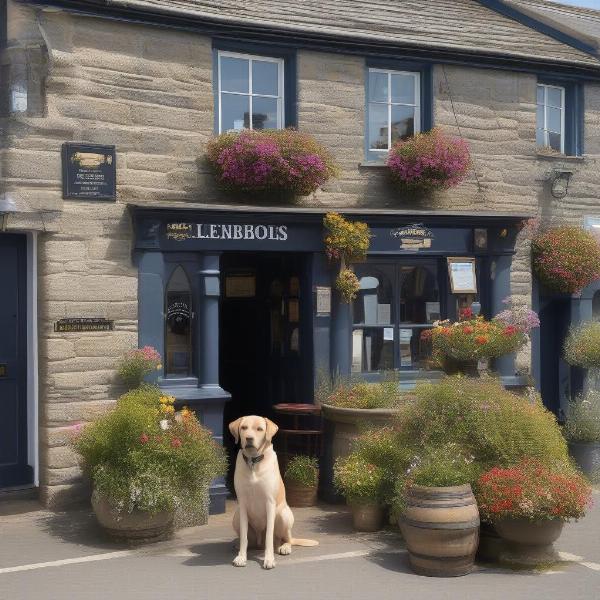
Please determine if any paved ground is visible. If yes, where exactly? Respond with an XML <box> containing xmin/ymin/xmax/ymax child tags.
<box><xmin>1</xmin><ymin>492</ymin><xmax>599</xmax><ymax>600</ymax></box>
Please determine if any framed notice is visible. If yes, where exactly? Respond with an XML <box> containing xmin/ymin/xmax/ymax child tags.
<box><xmin>315</xmin><ymin>286</ymin><xmax>331</xmax><ymax>316</ymax></box>
<box><xmin>447</xmin><ymin>257</ymin><xmax>477</xmax><ymax>294</ymax></box>
<box><xmin>62</xmin><ymin>143</ymin><xmax>116</xmax><ymax>200</ymax></box>
<box><xmin>225</xmin><ymin>275</ymin><xmax>256</xmax><ymax>298</ymax></box>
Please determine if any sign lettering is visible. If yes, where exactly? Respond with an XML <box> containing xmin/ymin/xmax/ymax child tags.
<box><xmin>166</xmin><ymin>223</ymin><xmax>288</xmax><ymax>242</ymax></box>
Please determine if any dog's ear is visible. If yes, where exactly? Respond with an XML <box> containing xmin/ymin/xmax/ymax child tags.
<box><xmin>228</xmin><ymin>417</ymin><xmax>244</xmax><ymax>445</ymax></box>
<box><xmin>264</xmin><ymin>418</ymin><xmax>279</xmax><ymax>443</ymax></box>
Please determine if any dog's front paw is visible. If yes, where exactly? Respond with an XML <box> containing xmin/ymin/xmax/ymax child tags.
<box><xmin>277</xmin><ymin>543</ymin><xmax>292</xmax><ymax>556</ymax></box>
<box><xmin>262</xmin><ymin>556</ymin><xmax>276</xmax><ymax>570</ymax></box>
<box><xmin>233</xmin><ymin>554</ymin><xmax>247</xmax><ymax>567</ymax></box>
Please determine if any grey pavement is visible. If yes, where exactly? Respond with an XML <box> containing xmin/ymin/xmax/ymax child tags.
<box><xmin>0</xmin><ymin>492</ymin><xmax>599</xmax><ymax>600</ymax></box>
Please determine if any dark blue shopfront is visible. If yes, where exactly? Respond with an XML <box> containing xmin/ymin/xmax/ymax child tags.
<box><xmin>131</xmin><ymin>206</ymin><xmax>524</xmax><ymax>513</ymax></box>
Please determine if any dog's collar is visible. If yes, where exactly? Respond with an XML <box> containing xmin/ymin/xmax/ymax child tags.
<box><xmin>243</xmin><ymin>453</ymin><xmax>264</xmax><ymax>469</ymax></box>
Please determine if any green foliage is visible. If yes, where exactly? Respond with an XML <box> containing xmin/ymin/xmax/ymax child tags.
<box><xmin>408</xmin><ymin>445</ymin><xmax>481</xmax><ymax>488</ymax></box>
<box><xmin>324</xmin><ymin>377</ymin><xmax>405</xmax><ymax>410</ymax></box>
<box><xmin>564</xmin><ymin>391</ymin><xmax>600</xmax><ymax>443</ymax></box>
<box><xmin>564</xmin><ymin>322</ymin><xmax>600</xmax><ymax>369</ymax></box>
<box><xmin>335</xmin><ymin>268</ymin><xmax>360</xmax><ymax>303</ymax></box>
<box><xmin>323</xmin><ymin>212</ymin><xmax>370</xmax><ymax>264</ymax></box>
<box><xmin>73</xmin><ymin>388</ymin><xmax>227</xmax><ymax>515</ymax></box>
<box><xmin>284</xmin><ymin>455</ymin><xmax>319</xmax><ymax>487</ymax></box>
<box><xmin>334</xmin><ymin>454</ymin><xmax>385</xmax><ymax>505</ymax></box>
<box><xmin>116</xmin><ymin>346</ymin><xmax>162</xmax><ymax>389</ymax></box>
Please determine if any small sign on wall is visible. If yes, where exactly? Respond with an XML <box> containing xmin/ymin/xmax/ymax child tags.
<box><xmin>62</xmin><ymin>143</ymin><xmax>116</xmax><ymax>201</ymax></box>
<box><xmin>315</xmin><ymin>286</ymin><xmax>331</xmax><ymax>316</ymax></box>
<box><xmin>447</xmin><ymin>257</ymin><xmax>477</xmax><ymax>294</ymax></box>
<box><xmin>54</xmin><ymin>318</ymin><xmax>114</xmax><ymax>332</ymax></box>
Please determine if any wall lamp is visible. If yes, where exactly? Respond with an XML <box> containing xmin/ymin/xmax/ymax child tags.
<box><xmin>0</xmin><ymin>194</ymin><xmax>18</xmax><ymax>231</ymax></box>
<box><xmin>549</xmin><ymin>168</ymin><xmax>573</xmax><ymax>199</ymax></box>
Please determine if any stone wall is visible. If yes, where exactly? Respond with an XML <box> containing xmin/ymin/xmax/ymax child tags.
<box><xmin>3</xmin><ymin>3</ymin><xmax>600</xmax><ymax>505</ymax></box>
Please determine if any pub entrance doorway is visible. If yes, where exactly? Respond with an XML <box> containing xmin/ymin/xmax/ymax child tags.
<box><xmin>220</xmin><ymin>252</ymin><xmax>313</xmax><ymax>484</ymax></box>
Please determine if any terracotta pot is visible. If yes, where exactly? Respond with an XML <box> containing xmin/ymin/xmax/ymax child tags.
<box><xmin>568</xmin><ymin>441</ymin><xmax>600</xmax><ymax>482</ymax></box>
<box><xmin>92</xmin><ymin>490</ymin><xmax>174</xmax><ymax>544</ymax></box>
<box><xmin>285</xmin><ymin>480</ymin><xmax>318</xmax><ymax>507</ymax></box>
<box><xmin>399</xmin><ymin>484</ymin><xmax>480</xmax><ymax>577</ymax></box>
<box><xmin>350</xmin><ymin>503</ymin><xmax>384</xmax><ymax>532</ymax></box>
<box><xmin>494</xmin><ymin>518</ymin><xmax>564</xmax><ymax>566</ymax></box>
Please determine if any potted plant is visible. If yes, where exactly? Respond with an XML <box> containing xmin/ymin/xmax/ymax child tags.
<box><xmin>563</xmin><ymin>391</ymin><xmax>600</xmax><ymax>482</ymax></box>
<box><xmin>73</xmin><ymin>386</ymin><xmax>227</xmax><ymax>543</ymax></box>
<box><xmin>320</xmin><ymin>377</ymin><xmax>407</xmax><ymax>501</ymax></box>
<box><xmin>206</xmin><ymin>129</ymin><xmax>338</xmax><ymax>198</ymax></box>
<box><xmin>532</xmin><ymin>226</ymin><xmax>600</xmax><ymax>294</ymax></box>
<box><xmin>427</xmin><ymin>314</ymin><xmax>531</xmax><ymax>376</ymax></box>
<box><xmin>387</xmin><ymin>127</ymin><xmax>471</xmax><ymax>193</ymax></box>
<box><xmin>323</xmin><ymin>212</ymin><xmax>371</xmax><ymax>303</ymax></box>
<box><xmin>564</xmin><ymin>321</ymin><xmax>600</xmax><ymax>371</ymax></box>
<box><xmin>476</xmin><ymin>459</ymin><xmax>592</xmax><ymax>566</ymax></box>
<box><xmin>334</xmin><ymin>454</ymin><xmax>385</xmax><ymax>531</ymax></box>
<box><xmin>396</xmin><ymin>445</ymin><xmax>481</xmax><ymax>577</ymax></box>
<box><xmin>283</xmin><ymin>455</ymin><xmax>319</xmax><ymax>507</ymax></box>
<box><xmin>117</xmin><ymin>346</ymin><xmax>162</xmax><ymax>390</ymax></box>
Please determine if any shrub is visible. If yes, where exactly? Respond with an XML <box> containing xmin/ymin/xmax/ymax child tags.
<box><xmin>387</xmin><ymin>128</ymin><xmax>471</xmax><ymax>192</ymax></box>
<box><xmin>334</xmin><ymin>454</ymin><xmax>385</xmax><ymax>505</ymax></box>
<box><xmin>564</xmin><ymin>391</ymin><xmax>600</xmax><ymax>443</ymax></box>
<box><xmin>74</xmin><ymin>388</ymin><xmax>227</xmax><ymax>515</ymax></box>
<box><xmin>476</xmin><ymin>459</ymin><xmax>592</xmax><ymax>523</ymax></box>
<box><xmin>284</xmin><ymin>455</ymin><xmax>319</xmax><ymax>487</ymax></box>
<box><xmin>564</xmin><ymin>321</ymin><xmax>600</xmax><ymax>369</ymax></box>
<box><xmin>324</xmin><ymin>378</ymin><xmax>405</xmax><ymax>410</ymax></box>
<box><xmin>428</xmin><ymin>316</ymin><xmax>528</xmax><ymax>363</ymax></box>
<box><xmin>206</xmin><ymin>129</ymin><xmax>338</xmax><ymax>196</ymax></box>
<box><xmin>117</xmin><ymin>346</ymin><xmax>162</xmax><ymax>389</ymax></box>
<box><xmin>532</xmin><ymin>226</ymin><xmax>600</xmax><ymax>294</ymax></box>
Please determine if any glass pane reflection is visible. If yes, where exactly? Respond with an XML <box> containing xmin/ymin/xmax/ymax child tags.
<box><xmin>352</xmin><ymin>327</ymin><xmax>394</xmax><ymax>373</ymax></box>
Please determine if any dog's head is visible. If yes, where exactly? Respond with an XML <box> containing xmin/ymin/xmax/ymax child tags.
<box><xmin>228</xmin><ymin>415</ymin><xmax>278</xmax><ymax>456</ymax></box>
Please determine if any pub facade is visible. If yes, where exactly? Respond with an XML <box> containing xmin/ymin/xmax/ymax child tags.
<box><xmin>2</xmin><ymin>0</ymin><xmax>600</xmax><ymax>508</ymax></box>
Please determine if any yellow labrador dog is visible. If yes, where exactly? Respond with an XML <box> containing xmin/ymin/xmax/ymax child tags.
<box><xmin>229</xmin><ymin>415</ymin><xmax>318</xmax><ymax>569</ymax></box>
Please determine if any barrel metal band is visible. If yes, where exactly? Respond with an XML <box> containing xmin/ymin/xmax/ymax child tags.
<box><xmin>401</xmin><ymin>517</ymin><xmax>480</xmax><ymax>530</ymax></box>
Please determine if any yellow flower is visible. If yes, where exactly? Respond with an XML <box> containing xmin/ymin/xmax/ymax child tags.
<box><xmin>159</xmin><ymin>397</ymin><xmax>168</xmax><ymax>404</ymax></box>
<box><xmin>156</xmin><ymin>364</ymin><xmax>163</xmax><ymax>371</ymax></box>
<box><xmin>166</xmin><ymin>405</ymin><xmax>175</xmax><ymax>414</ymax></box>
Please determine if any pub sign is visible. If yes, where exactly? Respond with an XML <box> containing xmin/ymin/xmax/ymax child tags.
<box><xmin>62</xmin><ymin>143</ymin><xmax>116</xmax><ymax>200</ymax></box>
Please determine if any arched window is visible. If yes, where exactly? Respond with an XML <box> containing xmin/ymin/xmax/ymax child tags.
<box><xmin>165</xmin><ymin>266</ymin><xmax>192</xmax><ymax>376</ymax></box>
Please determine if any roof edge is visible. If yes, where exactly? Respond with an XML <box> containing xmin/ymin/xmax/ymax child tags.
<box><xmin>475</xmin><ymin>0</ymin><xmax>600</xmax><ymax>59</ymax></box>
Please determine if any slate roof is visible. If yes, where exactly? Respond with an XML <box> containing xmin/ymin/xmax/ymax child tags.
<box><xmin>93</xmin><ymin>0</ymin><xmax>600</xmax><ymax>68</ymax></box>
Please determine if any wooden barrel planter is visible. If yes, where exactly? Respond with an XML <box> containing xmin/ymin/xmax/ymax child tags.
<box><xmin>285</xmin><ymin>481</ymin><xmax>318</xmax><ymax>507</ymax></box>
<box><xmin>399</xmin><ymin>484</ymin><xmax>480</xmax><ymax>577</ymax></box>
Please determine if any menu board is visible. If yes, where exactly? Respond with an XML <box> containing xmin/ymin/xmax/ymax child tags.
<box><xmin>447</xmin><ymin>258</ymin><xmax>477</xmax><ymax>294</ymax></box>
<box><xmin>62</xmin><ymin>143</ymin><xmax>116</xmax><ymax>200</ymax></box>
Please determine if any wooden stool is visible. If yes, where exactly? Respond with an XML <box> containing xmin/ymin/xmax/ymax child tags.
<box><xmin>273</xmin><ymin>403</ymin><xmax>322</xmax><ymax>468</ymax></box>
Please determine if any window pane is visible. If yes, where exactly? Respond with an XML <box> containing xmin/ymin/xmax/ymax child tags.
<box><xmin>390</xmin><ymin>105</ymin><xmax>416</xmax><ymax>143</ymax></box>
<box><xmin>252</xmin><ymin>96</ymin><xmax>278</xmax><ymax>129</ymax></box>
<box><xmin>368</xmin><ymin>103</ymin><xmax>389</xmax><ymax>150</ymax></box>
<box><xmin>547</xmin><ymin>87</ymin><xmax>563</xmax><ymax>108</ymax></box>
<box><xmin>221</xmin><ymin>93</ymin><xmax>250</xmax><ymax>131</ymax></box>
<box><xmin>166</xmin><ymin>266</ymin><xmax>192</xmax><ymax>376</ymax></box>
<box><xmin>548</xmin><ymin>106</ymin><xmax>561</xmax><ymax>133</ymax></box>
<box><xmin>536</xmin><ymin>127</ymin><xmax>546</xmax><ymax>146</ymax></box>
<box><xmin>252</xmin><ymin>60</ymin><xmax>279</xmax><ymax>96</ymax></box>
<box><xmin>391</xmin><ymin>73</ymin><xmax>416</xmax><ymax>104</ymax></box>
<box><xmin>537</xmin><ymin>85</ymin><xmax>545</xmax><ymax>104</ymax></box>
<box><xmin>353</xmin><ymin>265</ymin><xmax>394</xmax><ymax>324</ymax></box>
<box><xmin>548</xmin><ymin>131</ymin><xmax>562</xmax><ymax>152</ymax></box>
<box><xmin>220</xmin><ymin>56</ymin><xmax>249</xmax><ymax>93</ymax></box>
<box><xmin>352</xmin><ymin>328</ymin><xmax>394</xmax><ymax>373</ymax></box>
<box><xmin>399</xmin><ymin>264</ymin><xmax>439</xmax><ymax>324</ymax></box>
<box><xmin>369</xmin><ymin>71</ymin><xmax>388</xmax><ymax>103</ymax></box>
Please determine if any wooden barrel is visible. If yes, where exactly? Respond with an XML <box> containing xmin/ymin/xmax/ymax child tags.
<box><xmin>285</xmin><ymin>481</ymin><xmax>318</xmax><ymax>507</ymax></box>
<box><xmin>399</xmin><ymin>484</ymin><xmax>480</xmax><ymax>577</ymax></box>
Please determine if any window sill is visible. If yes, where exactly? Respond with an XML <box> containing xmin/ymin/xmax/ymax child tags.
<box><xmin>358</xmin><ymin>161</ymin><xmax>388</xmax><ymax>169</ymax></box>
<box><xmin>536</xmin><ymin>152</ymin><xmax>584</xmax><ymax>163</ymax></box>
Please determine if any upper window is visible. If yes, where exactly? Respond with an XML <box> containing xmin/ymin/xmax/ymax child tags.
<box><xmin>537</xmin><ymin>84</ymin><xmax>565</xmax><ymax>154</ymax></box>
<box><xmin>367</xmin><ymin>68</ymin><xmax>420</xmax><ymax>159</ymax></box>
<box><xmin>217</xmin><ymin>51</ymin><xmax>284</xmax><ymax>133</ymax></box>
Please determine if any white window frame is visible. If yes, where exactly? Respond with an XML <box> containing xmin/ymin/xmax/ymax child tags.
<box><xmin>367</xmin><ymin>68</ymin><xmax>421</xmax><ymax>156</ymax></box>
<box><xmin>217</xmin><ymin>51</ymin><xmax>284</xmax><ymax>133</ymax></box>
<box><xmin>536</xmin><ymin>83</ymin><xmax>565</xmax><ymax>154</ymax></box>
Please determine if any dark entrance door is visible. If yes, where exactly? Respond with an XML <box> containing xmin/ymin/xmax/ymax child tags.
<box><xmin>0</xmin><ymin>234</ymin><xmax>32</xmax><ymax>487</ymax></box>
<box><xmin>220</xmin><ymin>252</ymin><xmax>312</xmax><ymax>484</ymax></box>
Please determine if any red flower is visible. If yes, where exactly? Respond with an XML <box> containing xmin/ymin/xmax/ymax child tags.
<box><xmin>475</xmin><ymin>336</ymin><xmax>488</xmax><ymax>345</ymax></box>
<box><xmin>171</xmin><ymin>437</ymin><xmax>182</xmax><ymax>448</ymax></box>
<box><xmin>503</xmin><ymin>325</ymin><xmax>518</xmax><ymax>336</ymax></box>
<box><xmin>459</xmin><ymin>307</ymin><xmax>473</xmax><ymax>320</ymax></box>
<box><xmin>139</xmin><ymin>433</ymin><xmax>149</xmax><ymax>444</ymax></box>
<box><xmin>463</xmin><ymin>326</ymin><xmax>474</xmax><ymax>334</ymax></box>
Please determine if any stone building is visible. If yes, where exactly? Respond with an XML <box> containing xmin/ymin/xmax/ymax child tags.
<box><xmin>1</xmin><ymin>0</ymin><xmax>600</xmax><ymax>509</ymax></box>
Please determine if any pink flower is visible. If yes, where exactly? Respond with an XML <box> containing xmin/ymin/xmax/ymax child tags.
<box><xmin>140</xmin><ymin>433</ymin><xmax>149</xmax><ymax>444</ymax></box>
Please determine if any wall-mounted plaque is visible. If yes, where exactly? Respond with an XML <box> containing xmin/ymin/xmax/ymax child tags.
<box><xmin>54</xmin><ymin>318</ymin><xmax>114</xmax><ymax>332</ymax></box>
<box><xmin>62</xmin><ymin>143</ymin><xmax>116</xmax><ymax>200</ymax></box>
<box><xmin>391</xmin><ymin>224</ymin><xmax>434</xmax><ymax>250</ymax></box>
<box><xmin>447</xmin><ymin>257</ymin><xmax>477</xmax><ymax>294</ymax></box>
<box><xmin>315</xmin><ymin>286</ymin><xmax>331</xmax><ymax>316</ymax></box>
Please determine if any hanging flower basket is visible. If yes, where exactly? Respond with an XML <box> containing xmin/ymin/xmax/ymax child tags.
<box><xmin>387</xmin><ymin>128</ymin><xmax>471</xmax><ymax>192</ymax></box>
<box><xmin>532</xmin><ymin>226</ymin><xmax>600</xmax><ymax>294</ymax></box>
<box><xmin>206</xmin><ymin>129</ymin><xmax>338</xmax><ymax>197</ymax></box>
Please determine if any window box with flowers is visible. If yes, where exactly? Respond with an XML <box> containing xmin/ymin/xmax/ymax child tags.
<box><xmin>206</xmin><ymin>129</ymin><xmax>338</xmax><ymax>200</ymax></box>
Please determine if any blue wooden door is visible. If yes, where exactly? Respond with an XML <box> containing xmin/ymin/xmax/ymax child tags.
<box><xmin>0</xmin><ymin>235</ymin><xmax>32</xmax><ymax>487</ymax></box>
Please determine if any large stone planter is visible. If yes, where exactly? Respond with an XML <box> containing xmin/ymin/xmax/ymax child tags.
<box><xmin>399</xmin><ymin>484</ymin><xmax>480</xmax><ymax>577</ymax></box>
<box><xmin>495</xmin><ymin>518</ymin><xmax>564</xmax><ymax>566</ymax></box>
<box><xmin>320</xmin><ymin>404</ymin><xmax>401</xmax><ymax>502</ymax></box>
<box><xmin>92</xmin><ymin>490</ymin><xmax>174</xmax><ymax>544</ymax></box>
<box><xmin>568</xmin><ymin>440</ymin><xmax>600</xmax><ymax>482</ymax></box>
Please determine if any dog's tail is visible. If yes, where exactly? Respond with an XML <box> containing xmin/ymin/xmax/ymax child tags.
<box><xmin>291</xmin><ymin>538</ymin><xmax>319</xmax><ymax>547</ymax></box>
